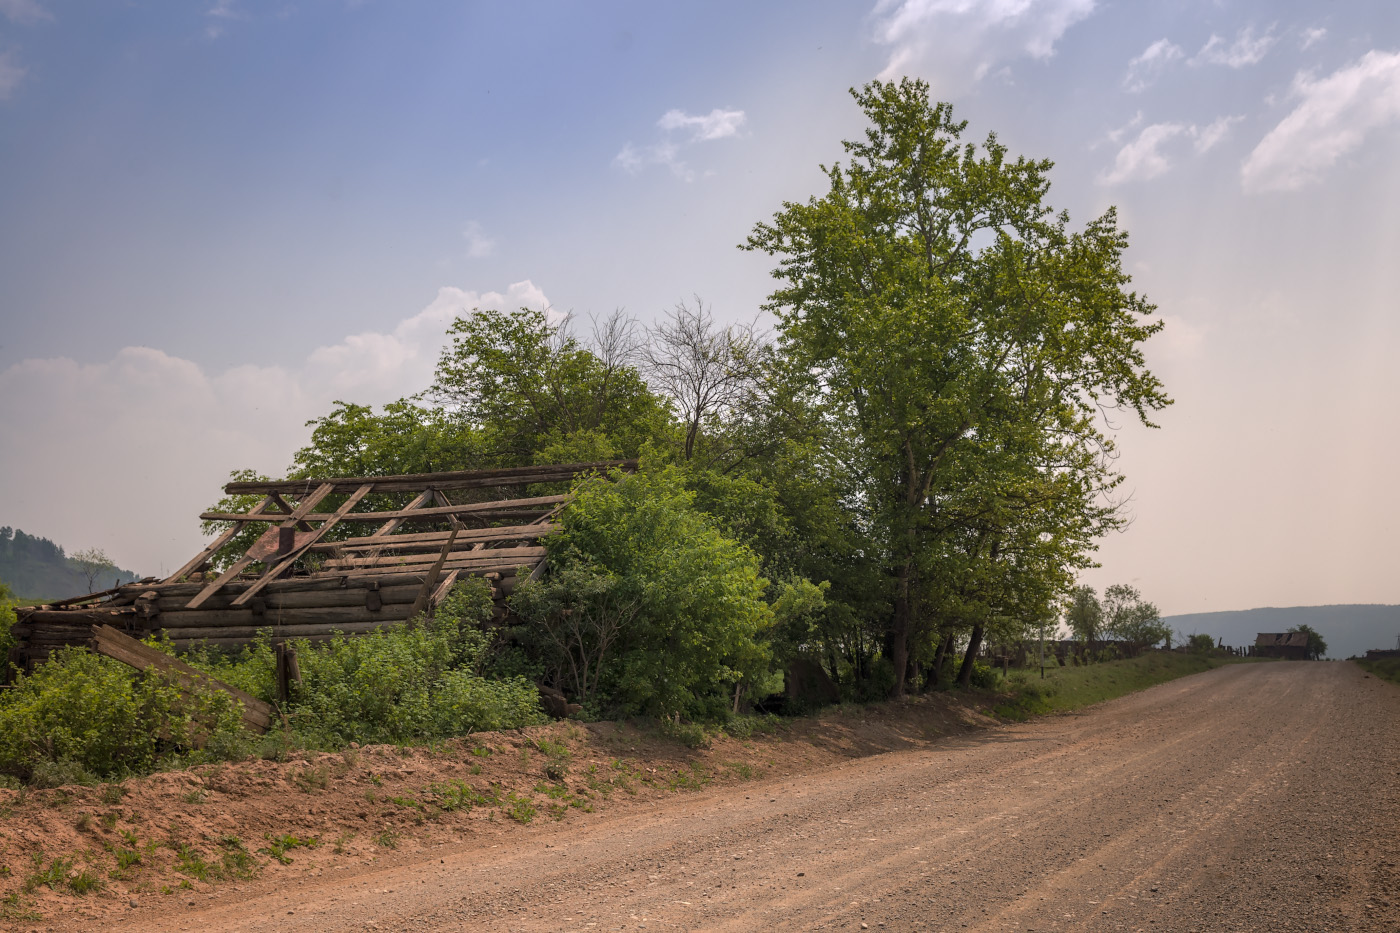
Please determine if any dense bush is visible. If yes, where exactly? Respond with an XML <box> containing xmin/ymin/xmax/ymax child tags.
<box><xmin>192</xmin><ymin>578</ymin><xmax>544</xmax><ymax>748</ymax></box>
<box><xmin>511</xmin><ymin>466</ymin><xmax>773</xmax><ymax>719</ymax></box>
<box><xmin>0</xmin><ymin>647</ymin><xmax>246</xmax><ymax>783</ymax></box>
<box><xmin>0</xmin><ymin>585</ymin><xmax>15</xmax><ymax>678</ymax></box>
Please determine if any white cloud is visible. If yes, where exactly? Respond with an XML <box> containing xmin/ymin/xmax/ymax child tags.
<box><xmin>1300</xmin><ymin>27</ymin><xmax>1326</xmax><ymax>51</ymax></box>
<box><xmin>613</xmin><ymin>107</ymin><xmax>745</xmax><ymax>181</ymax></box>
<box><xmin>1123</xmin><ymin>38</ymin><xmax>1183</xmax><ymax>93</ymax></box>
<box><xmin>1192</xmin><ymin>26</ymin><xmax>1276</xmax><ymax>69</ymax></box>
<box><xmin>657</xmin><ymin>108</ymin><xmax>745</xmax><ymax>141</ymax></box>
<box><xmin>462</xmin><ymin>221</ymin><xmax>495</xmax><ymax>259</ymax></box>
<box><xmin>0</xmin><ymin>50</ymin><xmax>25</xmax><ymax>100</ymax></box>
<box><xmin>1099</xmin><ymin>122</ymin><xmax>1186</xmax><ymax>185</ymax></box>
<box><xmin>871</xmin><ymin>0</ymin><xmax>1096</xmax><ymax>82</ymax></box>
<box><xmin>1099</xmin><ymin>112</ymin><xmax>1241</xmax><ymax>184</ymax></box>
<box><xmin>1191</xmin><ymin>115</ymin><xmax>1242</xmax><ymax>154</ymax></box>
<box><xmin>0</xmin><ymin>0</ymin><xmax>48</xmax><ymax>25</ymax></box>
<box><xmin>206</xmin><ymin>0</ymin><xmax>240</xmax><ymax>39</ymax></box>
<box><xmin>1242</xmin><ymin>50</ymin><xmax>1400</xmax><ymax>194</ymax></box>
<box><xmin>0</xmin><ymin>281</ymin><xmax>550</xmax><ymax>573</ymax></box>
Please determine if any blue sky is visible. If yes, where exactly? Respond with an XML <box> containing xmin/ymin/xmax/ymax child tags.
<box><xmin>1</xmin><ymin>1</ymin><xmax>1398</xmax><ymax>615</ymax></box>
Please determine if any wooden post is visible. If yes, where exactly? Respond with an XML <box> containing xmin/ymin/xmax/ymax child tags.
<box><xmin>275</xmin><ymin>642</ymin><xmax>301</xmax><ymax>704</ymax></box>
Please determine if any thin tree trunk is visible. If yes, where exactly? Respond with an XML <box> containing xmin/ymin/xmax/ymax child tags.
<box><xmin>888</xmin><ymin>560</ymin><xmax>914</xmax><ymax>697</ymax></box>
<box><xmin>956</xmin><ymin>623</ymin><xmax>985</xmax><ymax>687</ymax></box>
<box><xmin>927</xmin><ymin>634</ymin><xmax>952</xmax><ymax>691</ymax></box>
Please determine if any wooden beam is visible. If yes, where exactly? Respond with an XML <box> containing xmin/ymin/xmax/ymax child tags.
<box><xmin>429</xmin><ymin>569</ymin><xmax>461</xmax><ymax>608</ymax></box>
<box><xmin>365</xmin><ymin>489</ymin><xmax>434</xmax><ymax>538</ymax></box>
<box><xmin>164</xmin><ymin>496</ymin><xmax>278</xmax><ymax>584</ymax></box>
<box><xmin>230</xmin><ymin>484</ymin><xmax>374</xmax><ymax>608</ymax></box>
<box><xmin>222</xmin><ymin>460</ymin><xmax>634</xmax><ymax>496</ymax></box>
<box><xmin>268</xmin><ymin>493</ymin><xmax>315</xmax><ymax>532</ymax></box>
<box><xmin>410</xmin><ymin>522</ymin><xmax>461</xmax><ymax>617</ymax></box>
<box><xmin>198</xmin><ymin>495</ymin><xmax>567</xmax><ymax>525</ymax></box>
<box><xmin>88</xmin><ymin>625</ymin><xmax>274</xmax><ymax>733</ymax></box>
<box><xmin>187</xmin><ymin>483</ymin><xmax>337</xmax><ymax>609</ymax></box>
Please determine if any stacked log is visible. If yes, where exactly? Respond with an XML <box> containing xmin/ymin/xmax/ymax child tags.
<box><xmin>9</xmin><ymin>460</ymin><xmax>630</xmax><ymax>668</ymax></box>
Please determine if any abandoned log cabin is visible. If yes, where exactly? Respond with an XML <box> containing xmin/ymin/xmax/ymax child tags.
<box><xmin>8</xmin><ymin>460</ymin><xmax>633</xmax><ymax>672</ymax></box>
<box><xmin>1253</xmin><ymin>631</ymin><xmax>1310</xmax><ymax>660</ymax></box>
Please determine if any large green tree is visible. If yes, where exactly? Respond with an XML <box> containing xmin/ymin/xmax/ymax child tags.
<box><xmin>429</xmin><ymin>307</ymin><xmax>671</xmax><ymax>465</ymax></box>
<box><xmin>745</xmin><ymin>79</ymin><xmax>1171</xmax><ymax>695</ymax></box>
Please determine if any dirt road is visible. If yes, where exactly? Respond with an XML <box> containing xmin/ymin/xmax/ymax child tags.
<box><xmin>114</xmin><ymin>662</ymin><xmax>1399</xmax><ymax>932</ymax></box>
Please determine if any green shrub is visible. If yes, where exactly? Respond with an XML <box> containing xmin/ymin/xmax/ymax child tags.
<box><xmin>0</xmin><ymin>590</ymin><xmax>16</xmax><ymax>679</ymax></box>
<box><xmin>968</xmin><ymin>660</ymin><xmax>999</xmax><ymax>690</ymax></box>
<box><xmin>658</xmin><ymin>717</ymin><xmax>711</xmax><ymax>748</ymax></box>
<box><xmin>0</xmin><ymin>648</ymin><xmax>246</xmax><ymax>783</ymax></box>
<box><xmin>513</xmin><ymin>466</ymin><xmax>773</xmax><ymax>720</ymax></box>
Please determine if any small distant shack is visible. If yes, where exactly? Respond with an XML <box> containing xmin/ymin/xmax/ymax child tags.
<box><xmin>1254</xmin><ymin>632</ymin><xmax>1310</xmax><ymax>660</ymax></box>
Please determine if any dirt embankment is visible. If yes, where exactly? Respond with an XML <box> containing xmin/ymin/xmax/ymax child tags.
<box><xmin>5</xmin><ymin>662</ymin><xmax>1399</xmax><ymax>933</ymax></box>
<box><xmin>0</xmin><ymin>688</ymin><xmax>995</xmax><ymax>930</ymax></box>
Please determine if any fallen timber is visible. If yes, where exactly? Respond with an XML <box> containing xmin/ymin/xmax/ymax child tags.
<box><xmin>8</xmin><ymin>460</ymin><xmax>633</xmax><ymax>673</ymax></box>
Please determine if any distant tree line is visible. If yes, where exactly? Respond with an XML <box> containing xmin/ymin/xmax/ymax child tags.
<box><xmin>205</xmin><ymin>79</ymin><xmax>1172</xmax><ymax>720</ymax></box>
<box><xmin>0</xmin><ymin>528</ymin><xmax>137</xmax><ymax>600</ymax></box>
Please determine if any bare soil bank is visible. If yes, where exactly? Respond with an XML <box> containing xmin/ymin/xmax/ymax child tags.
<box><xmin>0</xmin><ymin>683</ymin><xmax>995</xmax><ymax>930</ymax></box>
<box><xmin>5</xmin><ymin>661</ymin><xmax>1398</xmax><ymax>932</ymax></box>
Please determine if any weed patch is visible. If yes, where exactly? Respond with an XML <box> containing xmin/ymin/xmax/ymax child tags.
<box><xmin>260</xmin><ymin>833</ymin><xmax>319</xmax><ymax>865</ymax></box>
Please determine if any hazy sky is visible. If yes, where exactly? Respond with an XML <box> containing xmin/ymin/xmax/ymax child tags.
<box><xmin>1</xmin><ymin>1</ymin><xmax>1397</xmax><ymax>614</ymax></box>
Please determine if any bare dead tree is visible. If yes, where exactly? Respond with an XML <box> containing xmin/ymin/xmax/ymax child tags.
<box><xmin>642</xmin><ymin>297</ymin><xmax>765</xmax><ymax>461</ymax></box>
<box><xmin>70</xmin><ymin>547</ymin><xmax>117</xmax><ymax>595</ymax></box>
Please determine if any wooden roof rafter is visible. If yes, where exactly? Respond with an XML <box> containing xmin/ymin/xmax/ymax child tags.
<box><xmin>9</xmin><ymin>460</ymin><xmax>633</xmax><ymax>669</ymax></box>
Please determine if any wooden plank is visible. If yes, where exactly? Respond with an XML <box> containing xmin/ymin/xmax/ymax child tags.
<box><xmin>430</xmin><ymin>569</ymin><xmax>461</xmax><ymax>608</ymax></box>
<box><xmin>319</xmin><ymin>533</ymin><xmax>549</xmax><ymax>553</ymax></box>
<box><xmin>184</xmin><ymin>556</ymin><xmax>256</xmax><ymax>611</ymax></box>
<box><xmin>149</xmin><ymin>605</ymin><xmax>418</xmax><ymax>627</ymax></box>
<box><xmin>323</xmin><ymin>553</ymin><xmax>546</xmax><ymax>574</ymax></box>
<box><xmin>88</xmin><ymin>625</ymin><xmax>274</xmax><ymax>733</ymax></box>
<box><xmin>365</xmin><ymin>489</ymin><xmax>434</xmax><ymax>538</ymax></box>
<box><xmin>410</xmin><ymin>522</ymin><xmax>460</xmax><ymax>616</ymax></box>
<box><xmin>222</xmin><ymin>460</ymin><xmax>634</xmax><ymax>495</ymax></box>
<box><xmin>199</xmin><ymin>495</ymin><xmax>567</xmax><ymax>525</ymax></box>
<box><xmin>187</xmin><ymin>484</ymin><xmax>338</xmax><ymax>609</ymax></box>
<box><xmin>150</xmin><ymin>584</ymin><xmax>424</xmax><ymax>612</ymax></box>
<box><xmin>231</xmin><ymin>484</ymin><xmax>375</xmax><ymax>608</ymax></box>
<box><xmin>160</xmin><ymin>620</ymin><xmax>412</xmax><ymax>640</ymax></box>
<box><xmin>164</xmin><ymin>496</ymin><xmax>277</xmax><ymax>584</ymax></box>
<box><xmin>268</xmin><ymin>493</ymin><xmax>314</xmax><ymax>532</ymax></box>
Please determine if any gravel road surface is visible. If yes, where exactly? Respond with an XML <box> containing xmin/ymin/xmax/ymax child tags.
<box><xmin>118</xmin><ymin>662</ymin><xmax>1400</xmax><ymax>933</ymax></box>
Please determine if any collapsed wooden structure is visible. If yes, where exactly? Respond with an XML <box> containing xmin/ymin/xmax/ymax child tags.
<box><xmin>8</xmin><ymin>461</ymin><xmax>631</xmax><ymax>672</ymax></box>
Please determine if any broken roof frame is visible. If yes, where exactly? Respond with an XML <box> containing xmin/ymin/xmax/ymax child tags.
<box><xmin>9</xmin><ymin>460</ymin><xmax>634</xmax><ymax>667</ymax></box>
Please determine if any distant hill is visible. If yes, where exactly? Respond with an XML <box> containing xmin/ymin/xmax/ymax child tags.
<box><xmin>0</xmin><ymin>527</ymin><xmax>141</xmax><ymax>601</ymax></box>
<box><xmin>1164</xmin><ymin>605</ymin><xmax>1400</xmax><ymax>660</ymax></box>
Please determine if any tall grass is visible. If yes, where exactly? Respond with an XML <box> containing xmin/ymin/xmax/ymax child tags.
<box><xmin>1356</xmin><ymin>656</ymin><xmax>1400</xmax><ymax>686</ymax></box>
<box><xmin>990</xmin><ymin>652</ymin><xmax>1247</xmax><ymax>720</ymax></box>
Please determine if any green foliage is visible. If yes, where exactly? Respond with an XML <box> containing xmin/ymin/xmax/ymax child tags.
<box><xmin>0</xmin><ymin>527</ymin><xmax>139</xmax><ymax>600</ymax></box>
<box><xmin>1065</xmin><ymin>585</ymin><xmax>1103</xmax><ymax>650</ymax></box>
<box><xmin>260</xmin><ymin>833</ymin><xmax>319</xmax><ymax>865</ymax></box>
<box><xmin>967</xmin><ymin>661</ymin><xmax>999</xmax><ymax>690</ymax></box>
<box><xmin>1102</xmin><ymin>584</ymin><xmax>1169</xmax><ymax>651</ymax></box>
<box><xmin>513</xmin><ymin>466</ymin><xmax>772</xmax><ymax>718</ymax></box>
<box><xmin>1187</xmin><ymin>633</ymin><xmax>1216</xmax><ymax>654</ymax></box>
<box><xmin>998</xmin><ymin>652</ymin><xmax>1241</xmax><ymax>718</ymax></box>
<box><xmin>0</xmin><ymin>587</ymin><xmax>16</xmax><ymax>681</ymax></box>
<box><xmin>275</xmin><ymin>594</ymin><xmax>542</xmax><ymax>747</ymax></box>
<box><xmin>0</xmin><ymin>648</ymin><xmax>247</xmax><ymax>783</ymax></box>
<box><xmin>292</xmin><ymin>399</ymin><xmax>479</xmax><ymax>479</ymax></box>
<box><xmin>183</xmin><ymin>579</ymin><xmax>543</xmax><ymax>750</ymax></box>
<box><xmin>1357</xmin><ymin>656</ymin><xmax>1400</xmax><ymax>685</ymax></box>
<box><xmin>744</xmin><ymin>78</ymin><xmax>1171</xmax><ymax>695</ymax></box>
<box><xmin>429</xmin><ymin>307</ymin><xmax>671</xmax><ymax>465</ymax></box>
